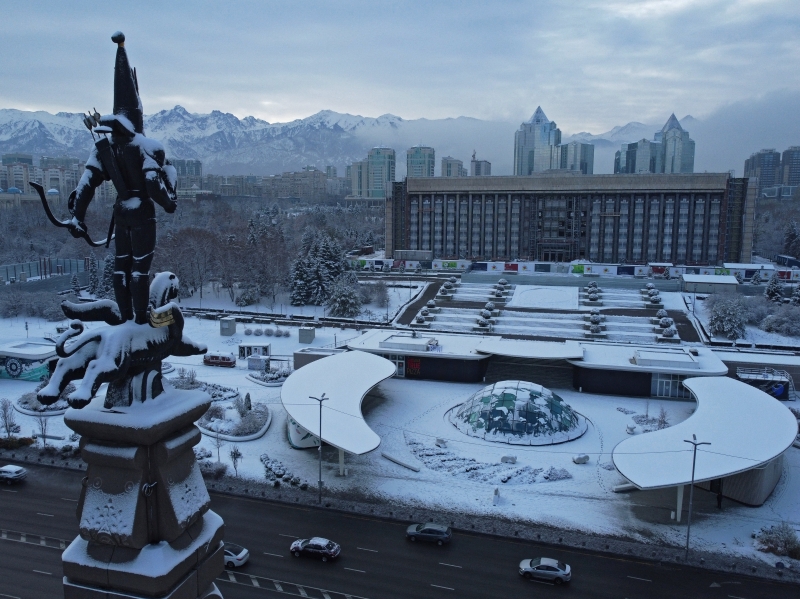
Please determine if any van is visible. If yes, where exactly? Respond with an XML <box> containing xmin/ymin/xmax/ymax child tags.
<box><xmin>203</xmin><ymin>352</ymin><xmax>236</xmax><ymax>368</ymax></box>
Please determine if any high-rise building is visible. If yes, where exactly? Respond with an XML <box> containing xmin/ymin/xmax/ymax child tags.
<box><xmin>781</xmin><ymin>146</ymin><xmax>800</xmax><ymax>187</ymax></box>
<box><xmin>350</xmin><ymin>160</ymin><xmax>367</xmax><ymax>198</ymax></box>
<box><xmin>441</xmin><ymin>157</ymin><xmax>467</xmax><ymax>177</ymax></box>
<box><xmin>615</xmin><ymin>114</ymin><xmax>695</xmax><ymax>175</ymax></box>
<box><xmin>387</xmin><ymin>173</ymin><xmax>753</xmax><ymax>264</ymax></box>
<box><xmin>1</xmin><ymin>153</ymin><xmax>33</xmax><ymax>166</ymax></box>
<box><xmin>555</xmin><ymin>141</ymin><xmax>594</xmax><ymax>175</ymax></box>
<box><xmin>471</xmin><ymin>152</ymin><xmax>491</xmax><ymax>176</ymax></box>
<box><xmin>171</xmin><ymin>159</ymin><xmax>203</xmax><ymax>177</ymax></box>
<box><xmin>407</xmin><ymin>145</ymin><xmax>435</xmax><ymax>178</ymax></box>
<box><xmin>656</xmin><ymin>115</ymin><xmax>695</xmax><ymax>174</ymax></box>
<box><xmin>326</xmin><ymin>166</ymin><xmax>338</xmax><ymax>179</ymax></box>
<box><xmin>744</xmin><ymin>149</ymin><xmax>781</xmax><ymax>197</ymax></box>
<box><xmin>514</xmin><ymin>107</ymin><xmax>561</xmax><ymax>175</ymax></box>
<box><xmin>367</xmin><ymin>147</ymin><xmax>395</xmax><ymax>199</ymax></box>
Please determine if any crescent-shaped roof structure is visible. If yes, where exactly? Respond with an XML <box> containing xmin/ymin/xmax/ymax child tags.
<box><xmin>280</xmin><ymin>350</ymin><xmax>396</xmax><ymax>455</ymax></box>
<box><xmin>612</xmin><ymin>377</ymin><xmax>798</xmax><ymax>490</ymax></box>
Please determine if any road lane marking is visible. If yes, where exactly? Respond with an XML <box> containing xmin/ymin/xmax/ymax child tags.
<box><xmin>627</xmin><ymin>576</ymin><xmax>652</xmax><ymax>582</ymax></box>
<box><xmin>217</xmin><ymin>571</ymin><xmax>374</xmax><ymax>598</ymax></box>
<box><xmin>278</xmin><ymin>534</ymin><xmax>297</xmax><ymax>538</ymax></box>
<box><xmin>61</xmin><ymin>498</ymin><xmax>78</xmax><ymax>502</ymax></box>
<box><xmin>263</xmin><ymin>552</ymin><xmax>284</xmax><ymax>558</ymax></box>
<box><xmin>273</xmin><ymin>581</ymin><xmax>283</xmax><ymax>591</ymax></box>
<box><xmin>32</xmin><ymin>570</ymin><xmax>52</xmax><ymax>575</ymax></box>
<box><xmin>226</xmin><ymin>571</ymin><xmax>236</xmax><ymax>582</ymax></box>
<box><xmin>322</xmin><ymin>593</ymin><xmax>332</xmax><ymax>599</ymax></box>
<box><xmin>36</xmin><ymin>513</ymin><xmax>54</xmax><ymax>517</ymax></box>
<box><xmin>297</xmin><ymin>586</ymin><xmax>308</xmax><ymax>597</ymax></box>
<box><xmin>1</xmin><ymin>489</ymin><xmax>17</xmax><ymax>493</ymax></box>
<box><xmin>249</xmin><ymin>576</ymin><xmax>260</xmax><ymax>587</ymax></box>
<box><xmin>431</xmin><ymin>584</ymin><xmax>454</xmax><ymax>590</ymax></box>
<box><xmin>439</xmin><ymin>562</ymin><xmax>462</xmax><ymax>568</ymax></box>
<box><xmin>344</xmin><ymin>567</ymin><xmax>365</xmax><ymax>573</ymax></box>
<box><xmin>0</xmin><ymin>593</ymin><xmax>21</xmax><ymax>598</ymax></box>
<box><xmin>728</xmin><ymin>596</ymin><xmax>748</xmax><ymax>599</ymax></box>
<box><xmin>357</xmin><ymin>547</ymin><xmax>378</xmax><ymax>552</ymax></box>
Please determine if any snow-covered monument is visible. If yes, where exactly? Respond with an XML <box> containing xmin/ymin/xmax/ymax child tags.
<box><xmin>33</xmin><ymin>32</ymin><xmax>223</xmax><ymax>599</ymax></box>
<box><xmin>450</xmin><ymin>380</ymin><xmax>587</xmax><ymax>445</ymax></box>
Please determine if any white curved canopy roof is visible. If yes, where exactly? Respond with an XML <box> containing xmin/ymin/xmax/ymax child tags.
<box><xmin>476</xmin><ymin>338</ymin><xmax>584</xmax><ymax>360</ymax></box>
<box><xmin>613</xmin><ymin>377</ymin><xmax>798</xmax><ymax>490</ymax></box>
<box><xmin>281</xmin><ymin>350</ymin><xmax>396</xmax><ymax>455</ymax></box>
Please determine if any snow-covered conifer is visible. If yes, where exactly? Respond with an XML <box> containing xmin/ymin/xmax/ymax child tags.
<box><xmin>325</xmin><ymin>274</ymin><xmax>362</xmax><ymax>318</ymax></box>
<box><xmin>97</xmin><ymin>258</ymin><xmax>114</xmax><ymax>299</ymax></box>
<box><xmin>708</xmin><ymin>297</ymin><xmax>747</xmax><ymax>341</ymax></box>
<box><xmin>87</xmin><ymin>251</ymin><xmax>99</xmax><ymax>295</ymax></box>
<box><xmin>289</xmin><ymin>258</ymin><xmax>310</xmax><ymax>306</ymax></box>
<box><xmin>734</xmin><ymin>271</ymin><xmax>743</xmax><ymax>284</ymax></box>
<box><xmin>71</xmin><ymin>273</ymin><xmax>81</xmax><ymax>295</ymax></box>
<box><xmin>791</xmin><ymin>284</ymin><xmax>800</xmax><ymax>306</ymax></box>
<box><xmin>764</xmin><ymin>272</ymin><xmax>784</xmax><ymax>302</ymax></box>
<box><xmin>750</xmin><ymin>271</ymin><xmax>761</xmax><ymax>285</ymax></box>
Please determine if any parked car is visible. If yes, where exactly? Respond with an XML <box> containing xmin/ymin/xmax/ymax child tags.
<box><xmin>0</xmin><ymin>465</ymin><xmax>27</xmax><ymax>485</ymax></box>
<box><xmin>223</xmin><ymin>542</ymin><xmax>249</xmax><ymax>568</ymax></box>
<box><xmin>290</xmin><ymin>537</ymin><xmax>341</xmax><ymax>561</ymax></box>
<box><xmin>406</xmin><ymin>522</ymin><xmax>452</xmax><ymax>545</ymax></box>
<box><xmin>203</xmin><ymin>352</ymin><xmax>236</xmax><ymax>368</ymax></box>
<box><xmin>519</xmin><ymin>557</ymin><xmax>571</xmax><ymax>584</ymax></box>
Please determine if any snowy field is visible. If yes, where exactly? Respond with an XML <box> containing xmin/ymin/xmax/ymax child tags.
<box><xmin>506</xmin><ymin>285</ymin><xmax>578</xmax><ymax>309</ymax></box>
<box><xmin>169</xmin><ymin>281</ymin><xmax>424</xmax><ymax>323</ymax></box>
<box><xmin>692</xmin><ymin>298</ymin><xmax>798</xmax><ymax>347</ymax></box>
<box><xmin>2</xmin><ymin>315</ymin><xmax>798</xmax><ymax>567</ymax></box>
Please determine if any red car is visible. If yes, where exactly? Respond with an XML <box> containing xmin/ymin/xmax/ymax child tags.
<box><xmin>203</xmin><ymin>352</ymin><xmax>236</xmax><ymax>368</ymax></box>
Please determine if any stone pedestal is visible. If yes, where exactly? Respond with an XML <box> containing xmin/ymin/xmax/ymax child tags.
<box><xmin>62</xmin><ymin>386</ymin><xmax>224</xmax><ymax>599</ymax></box>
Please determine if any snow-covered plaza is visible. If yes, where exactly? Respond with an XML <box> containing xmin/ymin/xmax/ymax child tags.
<box><xmin>2</xmin><ymin>311</ymin><xmax>799</xmax><ymax>569</ymax></box>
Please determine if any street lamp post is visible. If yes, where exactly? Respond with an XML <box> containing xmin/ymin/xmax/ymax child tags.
<box><xmin>684</xmin><ymin>434</ymin><xmax>711</xmax><ymax>560</ymax></box>
<box><xmin>310</xmin><ymin>393</ymin><xmax>329</xmax><ymax>504</ymax></box>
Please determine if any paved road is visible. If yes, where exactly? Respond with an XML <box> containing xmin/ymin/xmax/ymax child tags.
<box><xmin>1</xmin><ymin>464</ymin><xmax>796</xmax><ymax>599</ymax></box>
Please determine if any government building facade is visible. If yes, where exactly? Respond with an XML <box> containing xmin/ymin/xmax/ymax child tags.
<box><xmin>387</xmin><ymin>173</ymin><xmax>754</xmax><ymax>265</ymax></box>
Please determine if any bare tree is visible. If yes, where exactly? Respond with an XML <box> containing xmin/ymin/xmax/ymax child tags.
<box><xmin>35</xmin><ymin>412</ymin><xmax>49</xmax><ymax>449</ymax></box>
<box><xmin>229</xmin><ymin>445</ymin><xmax>243</xmax><ymax>477</ymax></box>
<box><xmin>0</xmin><ymin>398</ymin><xmax>16</xmax><ymax>439</ymax></box>
<box><xmin>656</xmin><ymin>407</ymin><xmax>670</xmax><ymax>430</ymax></box>
<box><xmin>212</xmin><ymin>425</ymin><xmax>226</xmax><ymax>462</ymax></box>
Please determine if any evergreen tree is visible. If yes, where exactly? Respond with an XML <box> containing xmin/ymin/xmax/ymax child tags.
<box><xmin>301</xmin><ymin>227</ymin><xmax>318</xmax><ymax>255</ymax></box>
<box><xmin>709</xmin><ymin>297</ymin><xmax>747</xmax><ymax>341</ymax></box>
<box><xmin>764</xmin><ymin>272</ymin><xmax>785</xmax><ymax>302</ymax></box>
<box><xmin>790</xmin><ymin>284</ymin><xmax>800</xmax><ymax>306</ymax></box>
<box><xmin>71</xmin><ymin>273</ymin><xmax>81</xmax><ymax>295</ymax></box>
<box><xmin>246</xmin><ymin>219</ymin><xmax>257</xmax><ymax>247</ymax></box>
<box><xmin>87</xmin><ymin>251</ymin><xmax>99</xmax><ymax>296</ymax></box>
<box><xmin>325</xmin><ymin>274</ymin><xmax>362</xmax><ymax>318</ymax></box>
<box><xmin>289</xmin><ymin>258</ymin><xmax>310</xmax><ymax>306</ymax></box>
<box><xmin>734</xmin><ymin>271</ymin><xmax>744</xmax><ymax>284</ymax></box>
<box><xmin>750</xmin><ymin>271</ymin><xmax>762</xmax><ymax>285</ymax></box>
<box><xmin>784</xmin><ymin>221</ymin><xmax>800</xmax><ymax>257</ymax></box>
<box><xmin>98</xmin><ymin>258</ymin><xmax>115</xmax><ymax>299</ymax></box>
<box><xmin>307</xmin><ymin>257</ymin><xmax>330</xmax><ymax>305</ymax></box>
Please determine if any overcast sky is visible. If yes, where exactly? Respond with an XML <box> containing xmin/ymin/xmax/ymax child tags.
<box><xmin>2</xmin><ymin>0</ymin><xmax>798</xmax><ymax>134</ymax></box>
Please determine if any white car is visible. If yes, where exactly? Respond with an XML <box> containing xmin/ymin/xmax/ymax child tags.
<box><xmin>223</xmin><ymin>542</ymin><xmax>249</xmax><ymax>568</ymax></box>
<box><xmin>0</xmin><ymin>465</ymin><xmax>27</xmax><ymax>485</ymax></box>
<box><xmin>519</xmin><ymin>557</ymin><xmax>571</xmax><ymax>584</ymax></box>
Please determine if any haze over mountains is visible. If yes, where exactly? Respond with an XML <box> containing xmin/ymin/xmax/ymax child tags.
<box><xmin>1</xmin><ymin>90</ymin><xmax>798</xmax><ymax>178</ymax></box>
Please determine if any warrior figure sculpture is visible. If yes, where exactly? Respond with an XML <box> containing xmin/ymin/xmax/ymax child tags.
<box><xmin>67</xmin><ymin>31</ymin><xmax>177</xmax><ymax>325</ymax></box>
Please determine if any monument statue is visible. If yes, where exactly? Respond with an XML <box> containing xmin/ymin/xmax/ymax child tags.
<box><xmin>31</xmin><ymin>32</ymin><xmax>224</xmax><ymax>599</ymax></box>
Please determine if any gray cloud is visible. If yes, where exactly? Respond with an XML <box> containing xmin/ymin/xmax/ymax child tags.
<box><xmin>0</xmin><ymin>0</ymin><xmax>797</xmax><ymax>149</ymax></box>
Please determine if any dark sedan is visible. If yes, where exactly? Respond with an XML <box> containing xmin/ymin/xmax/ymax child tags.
<box><xmin>406</xmin><ymin>522</ymin><xmax>452</xmax><ymax>545</ymax></box>
<box><xmin>290</xmin><ymin>537</ymin><xmax>341</xmax><ymax>561</ymax></box>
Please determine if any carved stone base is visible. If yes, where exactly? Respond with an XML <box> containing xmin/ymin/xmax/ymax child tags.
<box><xmin>63</xmin><ymin>511</ymin><xmax>223</xmax><ymax>599</ymax></box>
<box><xmin>62</xmin><ymin>385</ymin><xmax>223</xmax><ymax>598</ymax></box>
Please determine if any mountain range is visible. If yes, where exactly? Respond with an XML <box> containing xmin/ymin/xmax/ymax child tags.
<box><xmin>0</xmin><ymin>105</ymin><xmax>783</xmax><ymax>177</ymax></box>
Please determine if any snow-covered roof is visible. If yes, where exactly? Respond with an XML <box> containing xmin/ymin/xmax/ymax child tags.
<box><xmin>348</xmin><ymin>329</ymin><xmax>496</xmax><ymax>360</ymax></box>
<box><xmin>723</xmin><ymin>263</ymin><xmax>775</xmax><ymax>270</ymax></box>
<box><xmin>475</xmin><ymin>338</ymin><xmax>584</xmax><ymax>360</ymax></box>
<box><xmin>712</xmin><ymin>349</ymin><xmax>800</xmax><ymax>367</ymax></box>
<box><xmin>569</xmin><ymin>343</ymin><xmax>727</xmax><ymax>376</ymax></box>
<box><xmin>280</xmin><ymin>350</ymin><xmax>396</xmax><ymax>455</ymax></box>
<box><xmin>0</xmin><ymin>338</ymin><xmax>56</xmax><ymax>360</ymax></box>
<box><xmin>681</xmin><ymin>274</ymin><xmax>739</xmax><ymax>285</ymax></box>
<box><xmin>612</xmin><ymin>377</ymin><xmax>798</xmax><ymax>490</ymax></box>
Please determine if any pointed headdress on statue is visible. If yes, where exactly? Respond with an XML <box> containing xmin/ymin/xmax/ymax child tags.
<box><xmin>93</xmin><ymin>31</ymin><xmax>144</xmax><ymax>136</ymax></box>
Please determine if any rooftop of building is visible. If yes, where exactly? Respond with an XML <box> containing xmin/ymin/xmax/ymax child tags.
<box><xmin>405</xmin><ymin>172</ymin><xmax>732</xmax><ymax>193</ymax></box>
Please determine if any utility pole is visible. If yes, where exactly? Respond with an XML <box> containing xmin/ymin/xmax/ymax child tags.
<box><xmin>310</xmin><ymin>393</ymin><xmax>329</xmax><ymax>504</ymax></box>
<box><xmin>684</xmin><ymin>434</ymin><xmax>711</xmax><ymax>560</ymax></box>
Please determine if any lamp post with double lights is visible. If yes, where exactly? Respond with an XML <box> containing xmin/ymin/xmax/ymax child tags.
<box><xmin>309</xmin><ymin>393</ymin><xmax>329</xmax><ymax>504</ymax></box>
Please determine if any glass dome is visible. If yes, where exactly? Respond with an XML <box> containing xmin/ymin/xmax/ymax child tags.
<box><xmin>450</xmin><ymin>380</ymin><xmax>586</xmax><ymax>445</ymax></box>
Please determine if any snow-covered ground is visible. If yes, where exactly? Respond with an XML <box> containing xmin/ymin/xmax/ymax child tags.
<box><xmin>3</xmin><ymin>314</ymin><xmax>798</xmax><ymax>567</ymax></box>
<box><xmin>693</xmin><ymin>298</ymin><xmax>798</xmax><ymax>346</ymax></box>
<box><xmin>171</xmin><ymin>282</ymin><xmax>423</xmax><ymax>323</ymax></box>
<box><xmin>506</xmin><ymin>285</ymin><xmax>578</xmax><ymax>309</ymax></box>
